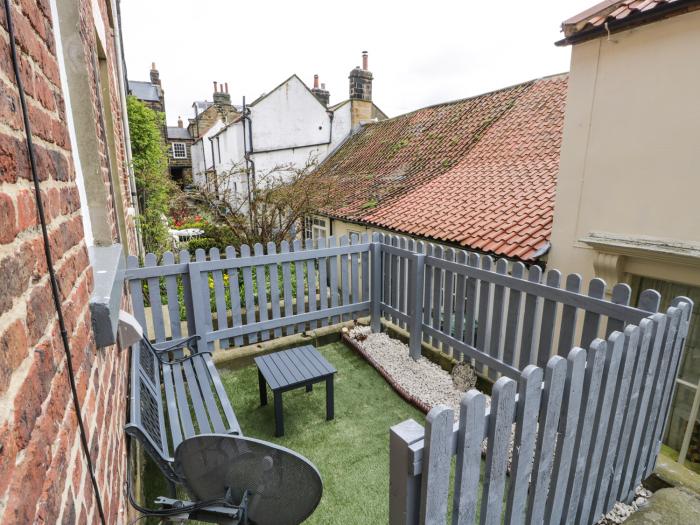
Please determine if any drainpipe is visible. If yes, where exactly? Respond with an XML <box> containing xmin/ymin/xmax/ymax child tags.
<box><xmin>209</xmin><ymin>136</ymin><xmax>218</xmax><ymax>197</ymax></box>
<box><xmin>113</xmin><ymin>0</ymin><xmax>143</xmax><ymax>256</ymax></box>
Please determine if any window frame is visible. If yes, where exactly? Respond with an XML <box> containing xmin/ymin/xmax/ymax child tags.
<box><xmin>172</xmin><ymin>142</ymin><xmax>187</xmax><ymax>159</ymax></box>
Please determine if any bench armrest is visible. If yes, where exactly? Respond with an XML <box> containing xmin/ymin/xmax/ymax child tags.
<box><xmin>142</xmin><ymin>335</ymin><xmax>212</xmax><ymax>366</ymax></box>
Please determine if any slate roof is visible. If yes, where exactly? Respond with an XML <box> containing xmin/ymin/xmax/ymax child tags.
<box><xmin>314</xmin><ymin>74</ymin><xmax>568</xmax><ymax>261</ymax></box>
<box><xmin>128</xmin><ymin>80</ymin><xmax>161</xmax><ymax>102</ymax></box>
<box><xmin>558</xmin><ymin>0</ymin><xmax>700</xmax><ymax>44</ymax></box>
<box><xmin>167</xmin><ymin>127</ymin><xmax>191</xmax><ymax>140</ymax></box>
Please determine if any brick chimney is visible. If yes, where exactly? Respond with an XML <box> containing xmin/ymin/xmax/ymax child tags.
<box><xmin>349</xmin><ymin>51</ymin><xmax>374</xmax><ymax>127</ymax></box>
<box><xmin>150</xmin><ymin>62</ymin><xmax>160</xmax><ymax>85</ymax></box>
<box><xmin>213</xmin><ymin>80</ymin><xmax>231</xmax><ymax>105</ymax></box>
<box><xmin>311</xmin><ymin>74</ymin><xmax>330</xmax><ymax>106</ymax></box>
<box><xmin>349</xmin><ymin>51</ymin><xmax>372</xmax><ymax>101</ymax></box>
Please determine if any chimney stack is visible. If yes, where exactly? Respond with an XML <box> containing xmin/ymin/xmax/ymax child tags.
<box><xmin>213</xmin><ymin>80</ymin><xmax>231</xmax><ymax>105</ymax></box>
<box><xmin>150</xmin><ymin>62</ymin><xmax>160</xmax><ymax>85</ymax></box>
<box><xmin>349</xmin><ymin>51</ymin><xmax>373</xmax><ymax>101</ymax></box>
<box><xmin>177</xmin><ymin>116</ymin><xmax>183</xmax><ymax>128</ymax></box>
<box><xmin>311</xmin><ymin>74</ymin><xmax>330</xmax><ymax>106</ymax></box>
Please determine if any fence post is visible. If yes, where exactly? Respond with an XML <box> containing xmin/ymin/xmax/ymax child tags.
<box><xmin>408</xmin><ymin>253</ymin><xmax>425</xmax><ymax>360</ymax></box>
<box><xmin>371</xmin><ymin>237</ymin><xmax>382</xmax><ymax>333</ymax></box>
<box><xmin>390</xmin><ymin>419</ymin><xmax>425</xmax><ymax>525</ymax></box>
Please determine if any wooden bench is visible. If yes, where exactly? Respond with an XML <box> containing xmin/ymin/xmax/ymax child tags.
<box><xmin>125</xmin><ymin>335</ymin><xmax>241</xmax><ymax>483</ymax></box>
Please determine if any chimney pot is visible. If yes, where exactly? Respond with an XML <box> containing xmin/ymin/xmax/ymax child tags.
<box><xmin>314</xmin><ymin>74</ymin><xmax>319</xmax><ymax>89</ymax></box>
<box><xmin>225</xmin><ymin>82</ymin><xmax>229</xmax><ymax>93</ymax></box>
<box><xmin>151</xmin><ymin>62</ymin><xmax>156</xmax><ymax>70</ymax></box>
<box><xmin>321</xmin><ymin>83</ymin><xmax>326</xmax><ymax>89</ymax></box>
<box><xmin>177</xmin><ymin>116</ymin><xmax>183</xmax><ymax>128</ymax></box>
<box><xmin>362</xmin><ymin>51</ymin><xmax>368</xmax><ymax>70</ymax></box>
<box><xmin>213</xmin><ymin>81</ymin><xmax>218</xmax><ymax>92</ymax></box>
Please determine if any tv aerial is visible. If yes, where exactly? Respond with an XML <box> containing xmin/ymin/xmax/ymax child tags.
<box><xmin>153</xmin><ymin>434</ymin><xmax>323</xmax><ymax>525</ymax></box>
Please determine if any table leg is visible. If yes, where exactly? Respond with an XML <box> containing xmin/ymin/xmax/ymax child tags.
<box><xmin>306</xmin><ymin>383</ymin><xmax>313</xmax><ymax>393</ymax></box>
<box><xmin>258</xmin><ymin>369</ymin><xmax>267</xmax><ymax>406</ymax></box>
<box><xmin>274</xmin><ymin>390</ymin><xmax>284</xmax><ymax>437</ymax></box>
<box><xmin>326</xmin><ymin>376</ymin><xmax>334</xmax><ymax>421</ymax></box>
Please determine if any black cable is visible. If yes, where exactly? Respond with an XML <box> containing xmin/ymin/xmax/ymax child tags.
<box><xmin>2</xmin><ymin>1</ymin><xmax>107</xmax><ymax>523</ymax></box>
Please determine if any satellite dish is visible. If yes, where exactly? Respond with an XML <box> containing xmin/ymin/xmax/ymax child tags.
<box><xmin>174</xmin><ymin>434</ymin><xmax>323</xmax><ymax>525</ymax></box>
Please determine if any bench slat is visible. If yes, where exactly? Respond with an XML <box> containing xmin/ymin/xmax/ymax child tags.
<box><xmin>190</xmin><ymin>355</ymin><xmax>227</xmax><ymax>433</ymax></box>
<box><xmin>202</xmin><ymin>353</ymin><xmax>241</xmax><ymax>434</ymax></box>
<box><xmin>161</xmin><ymin>362</ymin><xmax>183</xmax><ymax>450</ymax></box>
<box><xmin>181</xmin><ymin>358</ymin><xmax>212</xmax><ymax>433</ymax></box>
<box><xmin>171</xmin><ymin>361</ymin><xmax>195</xmax><ymax>439</ymax></box>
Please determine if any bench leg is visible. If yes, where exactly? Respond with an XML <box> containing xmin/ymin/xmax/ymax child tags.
<box><xmin>326</xmin><ymin>376</ymin><xmax>334</xmax><ymax>421</ymax></box>
<box><xmin>306</xmin><ymin>383</ymin><xmax>313</xmax><ymax>393</ymax></box>
<box><xmin>258</xmin><ymin>369</ymin><xmax>267</xmax><ymax>406</ymax></box>
<box><xmin>274</xmin><ymin>391</ymin><xmax>284</xmax><ymax>437</ymax></box>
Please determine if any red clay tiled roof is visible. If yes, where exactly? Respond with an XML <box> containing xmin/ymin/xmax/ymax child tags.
<box><xmin>316</xmin><ymin>74</ymin><xmax>568</xmax><ymax>261</ymax></box>
<box><xmin>559</xmin><ymin>0</ymin><xmax>700</xmax><ymax>43</ymax></box>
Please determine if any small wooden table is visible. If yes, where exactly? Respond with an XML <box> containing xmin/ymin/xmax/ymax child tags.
<box><xmin>255</xmin><ymin>345</ymin><xmax>337</xmax><ymax>437</ymax></box>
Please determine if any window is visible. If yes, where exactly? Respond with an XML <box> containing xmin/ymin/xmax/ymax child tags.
<box><xmin>172</xmin><ymin>142</ymin><xmax>187</xmax><ymax>158</ymax></box>
<box><xmin>304</xmin><ymin>217</ymin><xmax>328</xmax><ymax>240</ymax></box>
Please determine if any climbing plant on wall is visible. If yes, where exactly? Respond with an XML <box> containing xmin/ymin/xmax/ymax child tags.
<box><xmin>126</xmin><ymin>95</ymin><xmax>174</xmax><ymax>254</ymax></box>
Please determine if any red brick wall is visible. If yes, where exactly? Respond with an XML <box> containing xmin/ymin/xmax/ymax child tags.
<box><xmin>0</xmin><ymin>0</ymin><xmax>135</xmax><ymax>522</ymax></box>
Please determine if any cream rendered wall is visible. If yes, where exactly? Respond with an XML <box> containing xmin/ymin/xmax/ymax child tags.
<box><xmin>547</xmin><ymin>9</ymin><xmax>700</xmax><ymax>289</ymax></box>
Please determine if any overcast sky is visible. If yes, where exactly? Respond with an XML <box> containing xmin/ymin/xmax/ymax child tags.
<box><xmin>121</xmin><ymin>0</ymin><xmax>593</xmax><ymax>127</ymax></box>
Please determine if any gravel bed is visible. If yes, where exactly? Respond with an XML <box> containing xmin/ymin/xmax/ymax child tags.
<box><xmin>346</xmin><ymin>327</ymin><xmax>651</xmax><ymax>524</ymax></box>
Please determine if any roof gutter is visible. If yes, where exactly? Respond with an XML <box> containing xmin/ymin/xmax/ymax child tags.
<box><xmin>556</xmin><ymin>1</ymin><xmax>700</xmax><ymax>46</ymax></box>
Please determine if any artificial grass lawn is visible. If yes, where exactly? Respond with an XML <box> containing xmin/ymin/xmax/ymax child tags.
<box><xmin>217</xmin><ymin>341</ymin><xmax>425</xmax><ymax>524</ymax></box>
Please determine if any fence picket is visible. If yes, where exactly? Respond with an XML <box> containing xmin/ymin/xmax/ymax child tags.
<box><xmin>605</xmin><ymin>283</ymin><xmax>632</xmax><ymax>337</ymax></box>
<box><xmin>398</xmin><ymin>237</ymin><xmax>408</xmax><ymax>329</ymax></box>
<box><xmin>563</xmin><ymin>338</ymin><xmax>608</xmax><ymax>524</ymax></box>
<box><xmin>293</xmin><ymin>239</ymin><xmax>306</xmax><ymax>332</ymax></box>
<box><xmin>476</xmin><ymin>255</ymin><xmax>493</xmax><ymax>374</ymax></box>
<box><xmin>419</xmin><ymin>406</ymin><xmax>454</xmax><ymax>525</ymax></box>
<box><xmin>340</xmin><ymin>236</ymin><xmax>351</xmax><ymax>322</ymax></box>
<box><xmin>145</xmin><ymin>252</ymin><xmax>166</xmax><ymax>343</ymax></box>
<box><xmin>442</xmin><ymin>249</ymin><xmax>455</xmax><ymax>356</ymax></box>
<box><xmin>544</xmin><ymin>347</ymin><xmax>587</xmax><ymax>525</ymax></box>
<box><xmin>431</xmin><ymin>245</ymin><xmax>444</xmax><ymax>350</ymax></box>
<box><xmin>267</xmin><ymin>242</ymin><xmax>282</xmax><ymax>338</ymax></box>
<box><xmin>518</xmin><ymin>265</ymin><xmax>542</xmax><ymax>369</ymax></box>
<box><xmin>127</xmin><ymin>255</ymin><xmax>148</xmax><ymax>339</ymax></box>
<box><xmin>502</xmin><ymin>262</ymin><xmax>524</xmax><ymax>368</ymax></box>
<box><xmin>526</xmin><ymin>355</ymin><xmax>567</xmax><ymax>525</ymax></box>
<box><xmin>279</xmin><ymin>241</ymin><xmax>295</xmax><ymax>336</ymax></box>
<box><xmin>453</xmin><ymin>391</ymin><xmax>486</xmax><ymax>525</ymax></box>
<box><xmin>453</xmin><ymin>251</ymin><xmax>467</xmax><ymax>346</ymax></box>
<box><xmin>224</xmin><ymin>246</ymin><xmax>244</xmax><ymax>346</ymax></box>
<box><xmin>317</xmin><ymin>237</ymin><xmax>328</xmax><ymax>327</ymax></box>
<box><xmin>422</xmin><ymin>243</ymin><xmax>434</xmax><ymax>344</ymax></box>
<box><xmin>240</xmin><ymin>244</ymin><xmax>257</xmax><ymax>344</ymax></box>
<box><xmin>162</xmin><ymin>252</ymin><xmax>182</xmax><ymax>343</ymax></box>
<box><xmin>306</xmin><ymin>238</ymin><xmax>318</xmax><ymax>330</ymax></box>
<box><xmin>209</xmin><ymin>248</ymin><xmax>229</xmax><ymax>349</ymax></box>
<box><xmin>580</xmin><ymin>278</ymin><xmax>606</xmax><ymax>348</ymax></box>
<box><xmin>637</xmin><ymin>289</ymin><xmax>661</xmax><ymax>313</ymax></box>
<box><xmin>328</xmin><ymin>236</ymin><xmax>340</xmax><ymax>325</ymax></box>
<box><xmin>464</xmin><ymin>253</ymin><xmax>480</xmax><ymax>350</ymax></box>
<box><xmin>578</xmin><ymin>331</ymin><xmax>625</xmax><ymax>525</ymax></box>
<box><xmin>536</xmin><ymin>270</ymin><xmax>561</xmax><ymax>367</ymax></box>
<box><xmin>481</xmin><ymin>377</ymin><xmax>517</xmax><ymax>525</ymax></box>
<box><xmin>504</xmin><ymin>365</ymin><xmax>543</xmax><ymax>525</ymax></box>
<box><xmin>254</xmin><ymin>243</ymin><xmax>270</xmax><ymax>341</ymax></box>
<box><xmin>361</xmin><ymin>233</ymin><xmax>370</xmax><ymax>303</ymax></box>
<box><xmin>557</xmin><ymin>273</ymin><xmax>582</xmax><ymax>356</ymax></box>
<box><xmin>351</xmin><ymin>234</ymin><xmax>361</xmax><ymax>308</ymax></box>
<box><xmin>179</xmin><ymin>249</ymin><xmax>196</xmax><ymax>337</ymax></box>
<box><xmin>488</xmin><ymin>259</ymin><xmax>508</xmax><ymax>380</ymax></box>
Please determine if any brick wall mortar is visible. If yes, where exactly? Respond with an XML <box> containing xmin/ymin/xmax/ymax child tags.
<box><xmin>0</xmin><ymin>0</ymin><xmax>134</xmax><ymax>521</ymax></box>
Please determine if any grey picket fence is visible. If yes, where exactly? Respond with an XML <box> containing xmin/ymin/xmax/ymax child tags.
<box><xmin>125</xmin><ymin>234</ymin><xmax>371</xmax><ymax>350</ymax></box>
<box><xmin>125</xmin><ymin>232</ymin><xmax>694</xmax><ymax>524</ymax></box>
<box><xmin>384</xmin><ymin>228</ymin><xmax>694</xmax><ymax>524</ymax></box>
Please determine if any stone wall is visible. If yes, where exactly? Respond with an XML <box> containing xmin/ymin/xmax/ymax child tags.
<box><xmin>0</xmin><ymin>0</ymin><xmax>135</xmax><ymax>522</ymax></box>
